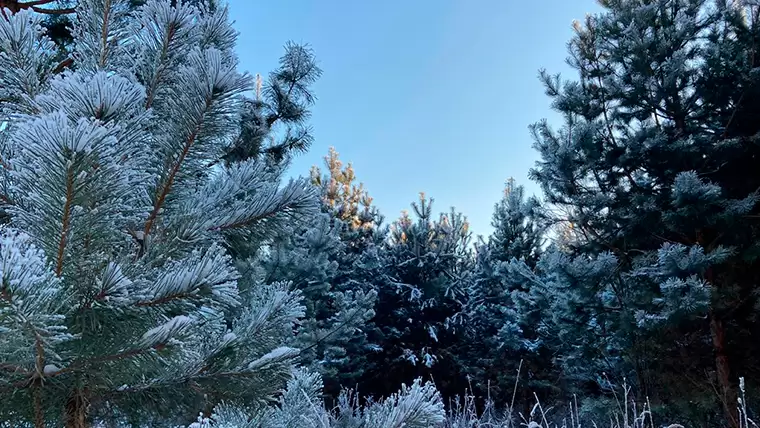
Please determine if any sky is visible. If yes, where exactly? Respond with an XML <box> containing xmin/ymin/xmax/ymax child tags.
<box><xmin>226</xmin><ymin>0</ymin><xmax>602</xmax><ymax>238</ymax></box>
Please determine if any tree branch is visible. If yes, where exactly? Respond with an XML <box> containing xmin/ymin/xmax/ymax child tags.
<box><xmin>143</xmin><ymin>96</ymin><xmax>212</xmax><ymax>243</ymax></box>
<box><xmin>0</xmin><ymin>0</ymin><xmax>76</xmax><ymax>15</ymax></box>
<box><xmin>31</xmin><ymin>5</ymin><xmax>74</xmax><ymax>14</ymax></box>
<box><xmin>55</xmin><ymin>167</ymin><xmax>75</xmax><ymax>276</ymax></box>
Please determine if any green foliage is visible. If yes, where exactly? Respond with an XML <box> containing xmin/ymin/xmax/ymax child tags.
<box><xmin>256</xmin><ymin>210</ymin><xmax>376</xmax><ymax>387</ymax></box>
<box><xmin>360</xmin><ymin>194</ymin><xmax>472</xmax><ymax>401</ymax></box>
<box><xmin>462</xmin><ymin>179</ymin><xmax>554</xmax><ymax>409</ymax></box>
<box><xmin>6</xmin><ymin>0</ymin><xmax>760</xmax><ymax>426</ymax></box>
<box><xmin>189</xmin><ymin>369</ymin><xmax>445</xmax><ymax>428</ymax></box>
<box><xmin>221</xmin><ymin>42</ymin><xmax>321</xmax><ymax>166</ymax></box>
<box><xmin>0</xmin><ymin>1</ymin><xmax>318</xmax><ymax>425</ymax></box>
<box><xmin>520</xmin><ymin>0</ymin><xmax>760</xmax><ymax>425</ymax></box>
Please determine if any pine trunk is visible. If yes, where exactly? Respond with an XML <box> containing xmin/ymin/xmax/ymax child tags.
<box><xmin>709</xmin><ymin>309</ymin><xmax>738</xmax><ymax>428</ymax></box>
<box><xmin>33</xmin><ymin>384</ymin><xmax>44</xmax><ymax>428</ymax></box>
<box><xmin>65</xmin><ymin>389</ymin><xmax>89</xmax><ymax>428</ymax></box>
<box><xmin>701</xmin><ymin>241</ymin><xmax>738</xmax><ymax>428</ymax></box>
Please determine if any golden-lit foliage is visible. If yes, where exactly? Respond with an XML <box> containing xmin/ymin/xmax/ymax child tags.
<box><xmin>311</xmin><ymin>147</ymin><xmax>375</xmax><ymax>230</ymax></box>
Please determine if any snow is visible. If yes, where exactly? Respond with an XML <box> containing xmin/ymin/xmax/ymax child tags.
<box><xmin>43</xmin><ymin>364</ymin><xmax>60</xmax><ymax>376</ymax></box>
<box><xmin>140</xmin><ymin>315</ymin><xmax>194</xmax><ymax>348</ymax></box>
<box><xmin>247</xmin><ymin>347</ymin><xmax>299</xmax><ymax>370</ymax></box>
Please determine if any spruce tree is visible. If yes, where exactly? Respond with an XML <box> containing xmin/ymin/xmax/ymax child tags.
<box><xmin>517</xmin><ymin>0</ymin><xmax>760</xmax><ymax>425</ymax></box>
<box><xmin>0</xmin><ymin>1</ymin><xmax>318</xmax><ymax>426</ymax></box>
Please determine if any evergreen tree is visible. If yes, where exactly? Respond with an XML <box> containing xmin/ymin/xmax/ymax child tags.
<box><xmin>258</xmin><ymin>148</ymin><xmax>381</xmax><ymax>400</ymax></box>
<box><xmin>362</xmin><ymin>194</ymin><xmax>472</xmax><ymax>401</ymax></box>
<box><xmin>256</xmin><ymin>210</ymin><xmax>375</xmax><ymax>395</ymax></box>
<box><xmin>489</xmin><ymin>178</ymin><xmax>544</xmax><ymax>268</ymax></box>
<box><xmin>0</xmin><ymin>1</ymin><xmax>319</xmax><ymax>426</ymax></box>
<box><xmin>514</xmin><ymin>0</ymin><xmax>760</xmax><ymax>425</ymax></box>
<box><xmin>220</xmin><ymin>42</ymin><xmax>321</xmax><ymax>166</ymax></box>
<box><xmin>186</xmin><ymin>369</ymin><xmax>445</xmax><ymax>428</ymax></box>
<box><xmin>310</xmin><ymin>147</ymin><xmax>380</xmax><ymax>234</ymax></box>
<box><xmin>4</xmin><ymin>0</ymin><xmax>320</xmax><ymax>169</ymax></box>
<box><xmin>306</xmin><ymin>148</ymin><xmax>386</xmax><ymax>398</ymax></box>
<box><xmin>1</xmin><ymin>0</ymin><xmax>214</xmax><ymax>57</ymax></box>
<box><xmin>463</xmin><ymin>179</ymin><xmax>552</xmax><ymax>409</ymax></box>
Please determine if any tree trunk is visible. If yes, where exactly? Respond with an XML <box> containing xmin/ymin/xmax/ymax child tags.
<box><xmin>710</xmin><ymin>310</ymin><xmax>738</xmax><ymax>428</ymax></box>
<box><xmin>33</xmin><ymin>384</ymin><xmax>44</xmax><ymax>428</ymax></box>
<box><xmin>65</xmin><ymin>389</ymin><xmax>89</xmax><ymax>428</ymax></box>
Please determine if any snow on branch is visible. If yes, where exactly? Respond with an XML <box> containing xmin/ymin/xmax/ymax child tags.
<box><xmin>136</xmin><ymin>243</ymin><xmax>240</xmax><ymax>310</ymax></box>
<box><xmin>184</xmin><ymin>159</ymin><xmax>318</xmax><ymax>236</ymax></box>
<box><xmin>0</xmin><ymin>8</ymin><xmax>56</xmax><ymax>116</ymax></box>
<box><xmin>0</xmin><ymin>228</ymin><xmax>72</xmax><ymax>374</ymax></box>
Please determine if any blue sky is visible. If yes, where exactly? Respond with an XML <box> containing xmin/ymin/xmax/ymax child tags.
<box><xmin>227</xmin><ymin>0</ymin><xmax>601</xmax><ymax>238</ymax></box>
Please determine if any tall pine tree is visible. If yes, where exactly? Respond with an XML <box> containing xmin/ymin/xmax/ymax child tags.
<box><xmin>463</xmin><ymin>179</ymin><xmax>551</xmax><ymax>410</ymax></box>
<box><xmin>514</xmin><ymin>0</ymin><xmax>760</xmax><ymax>425</ymax></box>
<box><xmin>308</xmin><ymin>147</ymin><xmax>386</xmax><ymax>398</ymax></box>
<box><xmin>362</xmin><ymin>194</ymin><xmax>472</xmax><ymax>401</ymax></box>
<box><xmin>0</xmin><ymin>1</ymin><xmax>319</xmax><ymax>426</ymax></box>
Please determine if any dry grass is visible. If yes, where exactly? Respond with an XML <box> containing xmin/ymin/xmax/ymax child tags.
<box><xmin>441</xmin><ymin>363</ymin><xmax>755</xmax><ymax>428</ymax></box>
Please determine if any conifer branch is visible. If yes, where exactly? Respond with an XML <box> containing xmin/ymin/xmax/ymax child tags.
<box><xmin>31</xmin><ymin>5</ymin><xmax>74</xmax><ymax>14</ymax></box>
<box><xmin>55</xmin><ymin>168</ymin><xmax>75</xmax><ymax>276</ymax></box>
<box><xmin>0</xmin><ymin>284</ymin><xmax>50</xmax><ymax>384</ymax></box>
<box><xmin>143</xmin><ymin>96</ymin><xmax>212</xmax><ymax>241</ymax></box>
<box><xmin>97</xmin><ymin>0</ymin><xmax>111</xmax><ymax>68</ymax></box>
<box><xmin>207</xmin><ymin>210</ymin><xmax>282</xmax><ymax>232</ymax></box>
<box><xmin>296</xmin><ymin>301</ymin><xmax>370</xmax><ymax>357</ymax></box>
<box><xmin>0</xmin><ymin>363</ymin><xmax>29</xmax><ymax>374</ymax></box>
<box><xmin>51</xmin><ymin>346</ymin><xmax>165</xmax><ymax>378</ymax></box>
<box><xmin>16</xmin><ymin>0</ymin><xmax>58</xmax><ymax>6</ymax></box>
<box><xmin>144</xmin><ymin>21</ymin><xmax>178</xmax><ymax>110</ymax></box>
<box><xmin>31</xmin><ymin>335</ymin><xmax>46</xmax><ymax>428</ymax></box>
<box><xmin>53</xmin><ymin>58</ymin><xmax>74</xmax><ymax>73</ymax></box>
<box><xmin>32</xmin><ymin>382</ymin><xmax>44</xmax><ymax>428</ymax></box>
<box><xmin>0</xmin><ymin>0</ymin><xmax>71</xmax><ymax>14</ymax></box>
<box><xmin>135</xmin><ymin>291</ymin><xmax>194</xmax><ymax>307</ymax></box>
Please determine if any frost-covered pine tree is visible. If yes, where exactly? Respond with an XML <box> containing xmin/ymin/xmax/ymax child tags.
<box><xmin>462</xmin><ymin>179</ymin><xmax>551</xmax><ymax>408</ymax></box>
<box><xmin>310</xmin><ymin>147</ymin><xmax>380</xmax><ymax>233</ymax></box>
<box><xmin>305</xmin><ymin>147</ymin><xmax>385</xmax><ymax>398</ymax></box>
<box><xmin>256</xmin><ymin>209</ymin><xmax>376</xmax><ymax>393</ymax></box>
<box><xmin>0</xmin><ymin>1</ymin><xmax>318</xmax><ymax>426</ymax></box>
<box><xmin>518</xmin><ymin>0</ymin><xmax>760</xmax><ymax>425</ymax></box>
<box><xmin>185</xmin><ymin>369</ymin><xmax>445</xmax><ymax>428</ymax></box>
<box><xmin>362</xmin><ymin>194</ymin><xmax>472</xmax><ymax>400</ymax></box>
<box><xmin>487</xmin><ymin>178</ymin><xmax>543</xmax><ymax>268</ymax></box>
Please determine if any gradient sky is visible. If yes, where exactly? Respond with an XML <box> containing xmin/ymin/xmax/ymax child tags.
<box><xmin>226</xmin><ymin>0</ymin><xmax>602</xmax><ymax>238</ymax></box>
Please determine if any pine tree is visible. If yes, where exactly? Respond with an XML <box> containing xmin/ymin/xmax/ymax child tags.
<box><xmin>362</xmin><ymin>194</ymin><xmax>472</xmax><ymax>401</ymax></box>
<box><xmin>519</xmin><ymin>0</ymin><xmax>760</xmax><ymax>425</ymax></box>
<box><xmin>488</xmin><ymin>178</ymin><xmax>544</xmax><ymax>268</ymax></box>
<box><xmin>279</xmin><ymin>147</ymin><xmax>385</xmax><ymax>399</ymax></box>
<box><xmin>221</xmin><ymin>43</ymin><xmax>321</xmax><ymax>166</ymax></box>
<box><xmin>1</xmin><ymin>0</ymin><xmax>214</xmax><ymax>58</ymax></box>
<box><xmin>185</xmin><ymin>369</ymin><xmax>445</xmax><ymax>428</ymax></box>
<box><xmin>254</xmin><ymin>148</ymin><xmax>383</xmax><ymax>400</ymax></box>
<box><xmin>310</xmin><ymin>147</ymin><xmax>380</xmax><ymax>234</ymax></box>
<box><xmin>256</xmin><ymin>209</ymin><xmax>376</xmax><ymax>394</ymax></box>
<box><xmin>463</xmin><ymin>179</ymin><xmax>551</xmax><ymax>409</ymax></box>
<box><xmin>0</xmin><ymin>1</ymin><xmax>319</xmax><ymax>426</ymax></box>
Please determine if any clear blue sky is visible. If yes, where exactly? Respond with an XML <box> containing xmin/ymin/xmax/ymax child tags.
<box><xmin>227</xmin><ymin>0</ymin><xmax>601</xmax><ymax>238</ymax></box>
